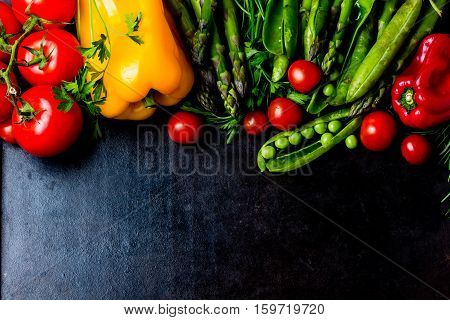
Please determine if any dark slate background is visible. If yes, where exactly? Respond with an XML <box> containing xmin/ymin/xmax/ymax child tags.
<box><xmin>1</xmin><ymin>1</ymin><xmax>450</xmax><ymax>300</ymax></box>
<box><xmin>1</xmin><ymin>113</ymin><xmax>449</xmax><ymax>300</ymax></box>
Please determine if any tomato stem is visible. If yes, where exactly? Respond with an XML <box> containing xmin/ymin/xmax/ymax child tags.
<box><xmin>0</xmin><ymin>15</ymin><xmax>40</xmax><ymax>99</ymax></box>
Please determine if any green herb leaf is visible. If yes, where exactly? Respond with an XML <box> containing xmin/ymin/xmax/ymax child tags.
<box><xmin>79</xmin><ymin>34</ymin><xmax>110</xmax><ymax>63</ymax></box>
<box><xmin>125</xmin><ymin>12</ymin><xmax>144</xmax><ymax>45</ymax></box>
<box><xmin>53</xmin><ymin>86</ymin><xmax>74</xmax><ymax>112</ymax></box>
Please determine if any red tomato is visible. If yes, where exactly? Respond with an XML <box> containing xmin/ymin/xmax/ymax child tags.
<box><xmin>243</xmin><ymin>111</ymin><xmax>269</xmax><ymax>135</ymax></box>
<box><xmin>11</xmin><ymin>0</ymin><xmax>77</xmax><ymax>28</ymax></box>
<box><xmin>168</xmin><ymin>112</ymin><xmax>203</xmax><ymax>144</ymax></box>
<box><xmin>0</xmin><ymin>2</ymin><xmax>22</xmax><ymax>62</ymax></box>
<box><xmin>0</xmin><ymin>61</ymin><xmax>18</xmax><ymax>123</ymax></box>
<box><xmin>0</xmin><ymin>120</ymin><xmax>16</xmax><ymax>145</ymax></box>
<box><xmin>12</xmin><ymin>85</ymin><xmax>83</xmax><ymax>157</ymax></box>
<box><xmin>401</xmin><ymin>134</ymin><xmax>432</xmax><ymax>165</ymax></box>
<box><xmin>288</xmin><ymin>60</ymin><xmax>322</xmax><ymax>93</ymax></box>
<box><xmin>17</xmin><ymin>29</ymin><xmax>83</xmax><ymax>86</ymax></box>
<box><xmin>268</xmin><ymin>98</ymin><xmax>303</xmax><ymax>131</ymax></box>
<box><xmin>360</xmin><ymin>111</ymin><xmax>397</xmax><ymax>152</ymax></box>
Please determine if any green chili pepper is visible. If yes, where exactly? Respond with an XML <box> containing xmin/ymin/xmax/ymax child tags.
<box><xmin>346</xmin><ymin>0</ymin><xmax>422</xmax><ymax>102</ymax></box>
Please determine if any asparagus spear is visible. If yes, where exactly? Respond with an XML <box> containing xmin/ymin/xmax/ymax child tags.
<box><xmin>166</xmin><ymin>0</ymin><xmax>197</xmax><ymax>46</ymax></box>
<box><xmin>378</xmin><ymin>0</ymin><xmax>399</xmax><ymax>39</ymax></box>
<box><xmin>223</xmin><ymin>0</ymin><xmax>247</xmax><ymax>98</ymax></box>
<box><xmin>303</xmin><ymin>0</ymin><xmax>332</xmax><ymax>61</ymax></box>
<box><xmin>321</xmin><ymin>0</ymin><xmax>353</xmax><ymax>75</ymax></box>
<box><xmin>191</xmin><ymin>0</ymin><xmax>217</xmax><ymax>65</ymax></box>
<box><xmin>210</xmin><ymin>23</ymin><xmax>239</xmax><ymax>116</ymax></box>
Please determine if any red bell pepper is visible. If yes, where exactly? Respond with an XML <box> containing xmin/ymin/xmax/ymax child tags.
<box><xmin>392</xmin><ymin>34</ymin><xmax>450</xmax><ymax>129</ymax></box>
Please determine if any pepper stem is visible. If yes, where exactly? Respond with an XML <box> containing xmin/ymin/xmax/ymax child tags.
<box><xmin>399</xmin><ymin>87</ymin><xmax>417</xmax><ymax>113</ymax></box>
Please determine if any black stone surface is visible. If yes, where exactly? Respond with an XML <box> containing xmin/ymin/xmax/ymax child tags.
<box><xmin>1</xmin><ymin>112</ymin><xmax>449</xmax><ymax>300</ymax></box>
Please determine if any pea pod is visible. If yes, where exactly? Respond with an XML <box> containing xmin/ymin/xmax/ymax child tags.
<box><xmin>329</xmin><ymin>17</ymin><xmax>374</xmax><ymax>106</ymax></box>
<box><xmin>395</xmin><ymin>0</ymin><xmax>447</xmax><ymax>72</ymax></box>
<box><xmin>300</xmin><ymin>0</ymin><xmax>313</xmax><ymax>43</ymax></box>
<box><xmin>258</xmin><ymin>108</ymin><xmax>361</xmax><ymax>172</ymax></box>
<box><xmin>342</xmin><ymin>0</ymin><xmax>375</xmax><ymax>68</ymax></box>
<box><xmin>346</xmin><ymin>0</ymin><xmax>422</xmax><ymax>103</ymax></box>
<box><xmin>378</xmin><ymin>0</ymin><xmax>399</xmax><ymax>39</ymax></box>
<box><xmin>303</xmin><ymin>0</ymin><xmax>332</xmax><ymax>61</ymax></box>
<box><xmin>263</xmin><ymin>0</ymin><xmax>299</xmax><ymax>82</ymax></box>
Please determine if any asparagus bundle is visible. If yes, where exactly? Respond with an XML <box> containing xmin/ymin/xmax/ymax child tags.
<box><xmin>191</xmin><ymin>0</ymin><xmax>217</xmax><ymax>65</ymax></box>
<box><xmin>223</xmin><ymin>0</ymin><xmax>247</xmax><ymax>98</ymax></box>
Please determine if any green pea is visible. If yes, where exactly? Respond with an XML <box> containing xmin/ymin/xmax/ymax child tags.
<box><xmin>337</xmin><ymin>53</ymin><xmax>344</xmax><ymax>65</ymax></box>
<box><xmin>328</xmin><ymin>120</ymin><xmax>342</xmax><ymax>133</ymax></box>
<box><xmin>330</xmin><ymin>70</ymin><xmax>340</xmax><ymax>81</ymax></box>
<box><xmin>261</xmin><ymin>146</ymin><xmax>276</xmax><ymax>159</ymax></box>
<box><xmin>322</xmin><ymin>84</ymin><xmax>335</xmax><ymax>97</ymax></box>
<box><xmin>275</xmin><ymin>137</ymin><xmax>289</xmax><ymax>149</ymax></box>
<box><xmin>314</xmin><ymin>123</ymin><xmax>327</xmax><ymax>135</ymax></box>
<box><xmin>288</xmin><ymin>132</ymin><xmax>302</xmax><ymax>146</ymax></box>
<box><xmin>345</xmin><ymin>135</ymin><xmax>358</xmax><ymax>150</ymax></box>
<box><xmin>301</xmin><ymin>127</ymin><xmax>315</xmax><ymax>139</ymax></box>
<box><xmin>321</xmin><ymin>133</ymin><xmax>334</xmax><ymax>146</ymax></box>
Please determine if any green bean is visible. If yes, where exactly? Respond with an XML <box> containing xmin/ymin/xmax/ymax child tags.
<box><xmin>395</xmin><ymin>0</ymin><xmax>447</xmax><ymax>72</ymax></box>
<box><xmin>378</xmin><ymin>0</ymin><xmax>399</xmax><ymax>39</ymax></box>
<box><xmin>347</xmin><ymin>0</ymin><xmax>422</xmax><ymax>103</ymax></box>
<box><xmin>329</xmin><ymin>18</ymin><xmax>374</xmax><ymax>107</ymax></box>
<box><xmin>303</xmin><ymin>0</ymin><xmax>332</xmax><ymax>61</ymax></box>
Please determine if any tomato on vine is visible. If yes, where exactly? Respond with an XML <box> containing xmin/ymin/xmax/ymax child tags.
<box><xmin>17</xmin><ymin>29</ymin><xmax>84</xmax><ymax>86</ymax></box>
<box><xmin>0</xmin><ymin>120</ymin><xmax>16</xmax><ymax>145</ymax></box>
<box><xmin>12</xmin><ymin>85</ymin><xmax>83</xmax><ymax>157</ymax></box>
<box><xmin>0</xmin><ymin>62</ymin><xmax>17</xmax><ymax>123</ymax></box>
<box><xmin>11</xmin><ymin>0</ymin><xmax>77</xmax><ymax>29</ymax></box>
<box><xmin>0</xmin><ymin>2</ymin><xmax>22</xmax><ymax>63</ymax></box>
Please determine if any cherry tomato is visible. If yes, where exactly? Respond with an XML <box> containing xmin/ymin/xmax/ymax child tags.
<box><xmin>12</xmin><ymin>85</ymin><xmax>83</xmax><ymax>157</ymax></box>
<box><xmin>168</xmin><ymin>112</ymin><xmax>203</xmax><ymax>144</ymax></box>
<box><xmin>401</xmin><ymin>134</ymin><xmax>432</xmax><ymax>165</ymax></box>
<box><xmin>288</xmin><ymin>60</ymin><xmax>322</xmax><ymax>93</ymax></box>
<box><xmin>0</xmin><ymin>2</ymin><xmax>22</xmax><ymax>62</ymax></box>
<box><xmin>17</xmin><ymin>29</ymin><xmax>83</xmax><ymax>86</ymax></box>
<box><xmin>0</xmin><ymin>120</ymin><xmax>16</xmax><ymax>145</ymax></box>
<box><xmin>268</xmin><ymin>98</ymin><xmax>303</xmax><ymax>131</ymax></box>
<box><xmin>0</xmin><ymin>61</ymin><xmax>18</xmax><ymax>123</ymax></box>
<box><xmin>360</xmin><ymin>111</ymin><xmax>397</xmax><ymax>152</ymax></box>
<box><xmin>11</xmin><ymin>0</ymin><xmax>77</xmax><ymax>29</ymax></box>
<box><xmin>243</xmin><ymin>111</ymin><xmax>269</xmax><ymax>136</ymax></box>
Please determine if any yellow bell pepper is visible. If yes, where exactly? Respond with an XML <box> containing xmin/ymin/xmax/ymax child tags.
<box><xmin>76</xmin><ymin>0</ymin><xmax>194</xmax><ymax>120</ymax></box>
